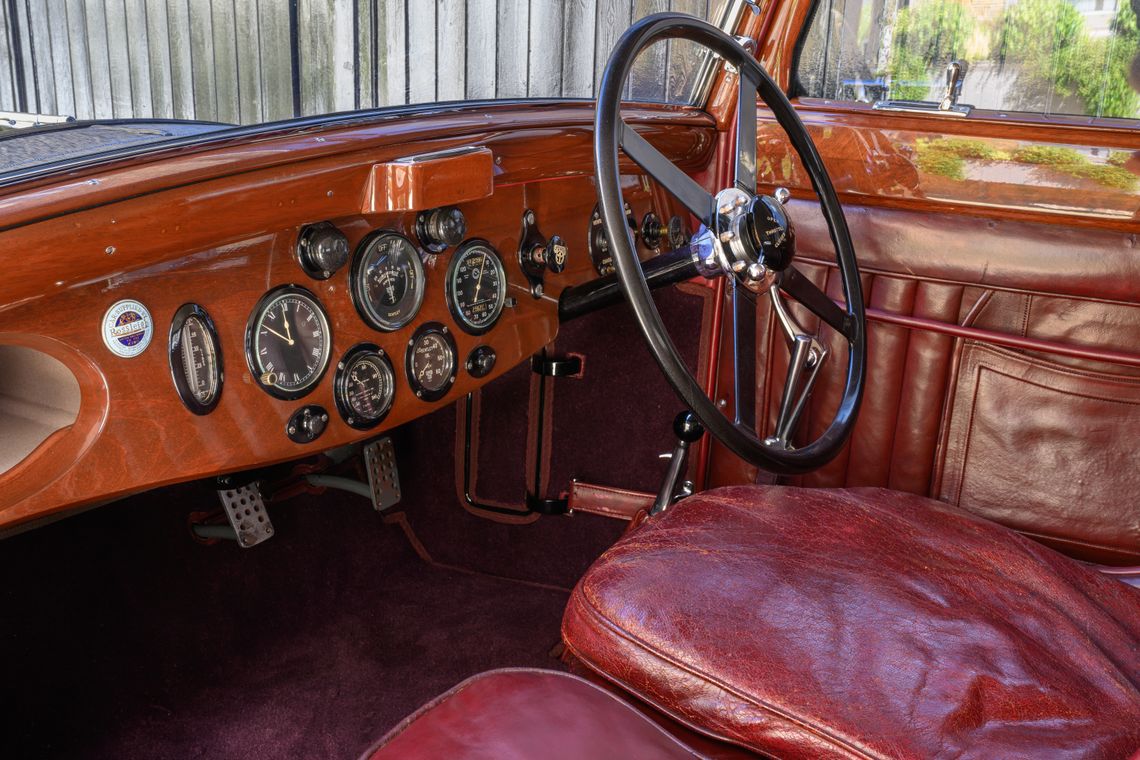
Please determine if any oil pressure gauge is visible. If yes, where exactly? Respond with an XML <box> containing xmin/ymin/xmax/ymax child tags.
<box><xmin>169</xmin><ymin>304</ymin><xmax>223</xmax><ymax>415</ymax></box>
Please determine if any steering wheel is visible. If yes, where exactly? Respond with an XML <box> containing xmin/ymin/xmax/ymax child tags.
<box><xmin>594</xmin><ymin>13</ymin><xmax>866</xmax><ymax>474</ymax></box>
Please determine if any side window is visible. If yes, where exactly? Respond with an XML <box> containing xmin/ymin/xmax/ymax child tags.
<box><xmin>796</xmin><ymin>0</ymin><xmax>1140</xmax><ymax>121</ymax></box>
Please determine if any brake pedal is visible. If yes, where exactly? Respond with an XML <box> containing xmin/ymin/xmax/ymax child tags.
<box><xmin>216</xmin><ymin>483</ymin><xmax>274</xmax><ymax>548</ymax></box>
<box><xmin>363</xmin><ymin>437</ymin><xmax>402</xmax><ymax>512</ymax></box>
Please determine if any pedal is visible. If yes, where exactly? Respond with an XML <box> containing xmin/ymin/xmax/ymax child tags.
<box><xmin>216</xmin><ymin>483</ymin><xmax>274</xmax><ymax>548</ymax></box>
<box><xmin>363</xmin><ymin>437</ymin><xmax>402</xmax><ymax>512</ymax></box>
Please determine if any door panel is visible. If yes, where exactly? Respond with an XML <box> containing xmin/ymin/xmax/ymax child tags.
<box><xmin>723</xmin><ymin>110</ymin><xmax>1140</xmax><ymax>564</ymax></box>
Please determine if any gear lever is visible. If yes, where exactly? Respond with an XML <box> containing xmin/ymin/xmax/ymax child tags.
<box><xmin>651</xmin><ymin>411</ymin><xmax>706</xmax><ymax>516</ymax></box>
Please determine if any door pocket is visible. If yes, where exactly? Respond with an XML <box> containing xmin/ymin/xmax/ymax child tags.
<box><xmin>938</xmin><ymin>341</ymin><xmax>1140</xmax><ymax>564</ymax></box>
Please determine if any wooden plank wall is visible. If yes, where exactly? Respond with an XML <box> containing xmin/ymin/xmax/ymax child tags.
<box><xmin>0</xmin><ymin>0</ymin><xmax>715</xmax><ymax>125</ymax></box>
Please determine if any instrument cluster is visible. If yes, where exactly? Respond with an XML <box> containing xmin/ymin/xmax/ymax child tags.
<box><xmin>167</xmin><ymin>205</ymin><xmax>512</xmax><ymax>440</ymax></box>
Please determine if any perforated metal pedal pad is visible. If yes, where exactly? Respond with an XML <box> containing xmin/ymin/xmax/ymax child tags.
<box><xmin>363</xmin><ymin>437</ymin><xmax>401</xmax><ymax>511</ymax></box>
<box><xmin>217</xmin><ymin>484</ymin><xmax>274</xmax><ymax>548</ymax></box>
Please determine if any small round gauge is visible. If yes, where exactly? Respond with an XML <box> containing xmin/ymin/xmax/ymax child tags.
<box><xmin>405</xmin><ymin>323</ymin><xmax>457</xmax><ymax>402</ymax></box>
<box><xmin>351</xmin><ymin>231</ymin><xmax>426</xmax><ymax>331</ymax></box>
<box><xmin>334</xmin><ymin>344</ymin><xmax>396</xmax><ymax>429</ymax></box>
<box><xmin>446</xmin><ymin>240</ymin><xmax>507</xmax><ymax>335</ymax></box>
<box><xmin>246</xmin><ymin>285</ymin><xmax>332</xmax><ymax>400</ymax></box>
<box><xmin>668</xmin><ymin>215</ymin><xmax>690</xmax><ymax>251</ymax></box>
<box><xmin>169</xmin><ymin>304</ymin><xmax>223</xmax><ymax>415</ymax></box>
<box><xmin>588</xmin><ymin>201</ymin><xmax>638</xmax><ymax>276</ymax></box>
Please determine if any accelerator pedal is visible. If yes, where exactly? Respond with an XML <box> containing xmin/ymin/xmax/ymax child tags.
<box><xmin>216</xmin><ymin>483</ymin><xmax>274</xmax><ymax>548</ymax></box>
<box><xmin>363</xmin><ymin>437</ymin><xmax>402</xmax><ymax>512</ymax></box>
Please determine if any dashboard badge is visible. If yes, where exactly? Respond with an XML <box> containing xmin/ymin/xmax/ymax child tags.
<box><xmin>101</xmin><ymin>299</ymin><xmax>153</xmax><ymax>358</ymax></box>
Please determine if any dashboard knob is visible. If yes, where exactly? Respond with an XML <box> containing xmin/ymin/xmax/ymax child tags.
<box><xmin>641</xmin><ymin>213</ymin><xmax>664</xmax><ymax>250</ymax></box>
<box><xmin>416</xmin><ymin>205</ymin><xmax>467</xmax><ymax>252</ymax></box>
<box><xmin>527</xmin><ymin>235</ymin><xmax>568</xmax><ymax>274</ymax></box>
<box><xmin>297</xmin><ymin>222</ymin><xmax>349</xmax><ymax>279</ymax></box>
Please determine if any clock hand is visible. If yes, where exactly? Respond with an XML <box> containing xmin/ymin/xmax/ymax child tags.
<box><xmin>263</xmin><ymin>325</ymin><xmax>294</xmax><ymax>346</ymax></box>
<box><xmin>282</xmin><ymin>312</ymin><xmax>294</xmax><ymax>342</ymax></box>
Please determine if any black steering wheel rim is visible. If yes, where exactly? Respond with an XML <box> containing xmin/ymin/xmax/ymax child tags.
<box><xmin>594</xmin><ymin>13</ymin><xmax>866</xmax><ymax>474</ymax></box>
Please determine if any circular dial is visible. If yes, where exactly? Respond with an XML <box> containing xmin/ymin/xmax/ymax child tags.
<box><xmin>588</xmin><ymin>201</ymin><xmax>638</xmax><ymax>276</ymax></box>
<box><xmin>406</xmin><ymin>323</ymin><xmax>457</xmax><ymax>402</ymax></box>
<box><xmin>668</xmin><ymin>215</ymin><xmax>690</xmax><ymax>251</ymax></box>
<box><xmin>334</xmin><ymin>345</ymin><xmax>396</xmax><ymax>429</ymax></box>
<box><xmin>169</xmin><ymin>304</ymin><xmax>222</xmax><ymax>415</ymax></box>
<box><xmin>351</xmin><ymin>231</ymin><xmax>425</xmax><ymax>331</ymax></box>
<box><xmin>446</xmin><ymin>240</ymin><xmax>507</xmax><ymax>335</ymax></box>
<box><xmin>246</xmin><ymin>286</ymin><xmax>332</xmax><ymax>400</ymax></box>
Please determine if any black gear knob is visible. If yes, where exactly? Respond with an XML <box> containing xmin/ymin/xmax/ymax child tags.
<box><xmin>673</xmin><ymin>411</ymin><xmax>705</xmax><ymax>443</ymax></box>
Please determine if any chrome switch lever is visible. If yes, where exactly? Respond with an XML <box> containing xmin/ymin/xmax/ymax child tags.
<box><xmin>651</xmin><ymin>411</ymin><xmax>705</xmax><ymax>516</ymax></box>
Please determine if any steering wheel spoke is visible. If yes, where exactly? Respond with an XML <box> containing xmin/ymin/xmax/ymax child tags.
<box><xmin>776</xmin><ymin>266</ymin><xmax>854</xmax><ymax>340</ymax></box>
<box><xmin>619</xmin><ymin>121</ymin><xmax>715</xmax><ymax>226</ymax></box>
<box><xmin>729</xmin><ymin>277</ymin><xmax>757</xmax><ymax>430</ymax></box>
<box><xmin>735</xmin><ymin>71</ymin><xmax>757</xmax><ymax>194</ymax></box>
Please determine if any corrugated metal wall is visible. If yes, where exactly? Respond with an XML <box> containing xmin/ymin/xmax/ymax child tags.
<box><xmin>0</xmin><ymin>0</ymin><xmax>715</xmax><ymax>125</ymax></box>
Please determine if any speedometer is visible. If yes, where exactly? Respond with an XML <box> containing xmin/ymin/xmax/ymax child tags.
<box><xmin>169</xmin><ymin>304</ymin><xmax>222</xmax><ymax>415</ymax></box>
<box><xmin>446</xmin><ymin>240</ymin><xmax>506</xmax><ymax>335</ymax></box>
<box><xmin>351</xmin><ymin>231</ymin><xmax>425</xmax><ymax>331</ymax></box>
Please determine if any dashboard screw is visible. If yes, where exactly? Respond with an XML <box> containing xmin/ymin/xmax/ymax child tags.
<box><xmin>105</xmin><ymin>246</ymin><xmax>115</xmax><ymax>255</ymax></box>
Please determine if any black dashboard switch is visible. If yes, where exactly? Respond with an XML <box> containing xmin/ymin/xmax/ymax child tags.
<box><xmin>297</xmin><ymin>222</ymin><xmax>350</xmax><ymax>279</ymax></box>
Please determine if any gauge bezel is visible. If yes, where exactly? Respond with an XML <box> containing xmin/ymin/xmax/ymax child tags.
<box><xmin>168</xmin><ymin>303</ymin><xmax>223</xmax><ymax>415</ymax></box>
<box><xmin>244</xmin><ymin>284</ymin><xmax>333</xmax><ymax>401</ymax></box>
<box><xmin>350</xmin><ymin>230</ymin><xmax>427</xmax><ymax>332</ymax></box>
<box><xmin>333</xmin><ymin>343</ymin><xmax>396</xmax><ymax>430</ymax></box>
<box><xmin>405</xmin><ymin>322</ymin><xmax>458</xmax><ymax>402</ymax></box>
<box><xmin>445</xmin><ymin>239</ymin><xmax>507</xmax><ymax>336</ymax></box>
<box><xmin>588</xmin><ymin>201</ymin><xmax>637</xmax><ymax>276</ymax></box>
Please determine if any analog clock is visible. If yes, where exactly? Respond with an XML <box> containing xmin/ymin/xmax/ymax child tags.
<box><xmin>246</xmin><ymin>285</ymin><xmax>332</xmax><ymax>400</ymax></box>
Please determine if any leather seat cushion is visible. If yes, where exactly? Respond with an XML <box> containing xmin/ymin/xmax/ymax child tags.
<box><xmin>562</xmin><ymin>486</ymin><xmax>1140</xmax><ymax>759</ymax></box>
<box><xmin>360</xmin><ymin>668</ymin><xmax>721</xmax><ymax>759</ymax></box>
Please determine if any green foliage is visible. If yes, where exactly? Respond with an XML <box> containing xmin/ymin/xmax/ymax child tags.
<box><xmin>1065</xmin><ymin>162</ymin><xmax>1138</xmax><ymax>190</ymax></box>
<box><xmin>914</xmin><ymin>137</ymin><xmax>999</xmax><ymax>179</ymax></box>
<box><xmin>1108</xmin><ymin>151</ymin><xmax>1132</xmax><ymax>167</ymax></box>
<box><xmin>992</xmin><ymin>0</ymin><xmax>1084</xmax><ymax>81</ymax></box>
<box><xmin>914</xmin><ymin>137</ymin><xmax>1137</xmax><ymax>191</ymax></box>
<box><xmin>992</xmin><ymin>0</ymin><xmax>1139</xmax><ymax>118</ymax></box>
<box><xmin>887</xmin><ymin>0</ymin><xmax>973</xmax><ymax>100</ymax></box>
<box><xmin>1010</xmin><ymin>145</ymin><xmax>1084</xmax><ymax>166</ymax></box>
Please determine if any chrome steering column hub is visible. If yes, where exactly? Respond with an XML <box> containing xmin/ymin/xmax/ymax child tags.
<box><xmin>692</xmin><ymin>186</ymin><xmax>794</xmax><ymax>290</ymax></box>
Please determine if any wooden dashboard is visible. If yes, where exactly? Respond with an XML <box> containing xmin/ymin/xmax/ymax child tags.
<box><xmin>0</xmin><ymin>102</ymin><xmax>715</xmax><ymax>529</ymax></box>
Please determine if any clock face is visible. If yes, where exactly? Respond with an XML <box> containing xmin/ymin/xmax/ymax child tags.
<box><xmin>246</xmin><ymin>286</ymin><xmax>332</xmax><ymax>400</ymax></box>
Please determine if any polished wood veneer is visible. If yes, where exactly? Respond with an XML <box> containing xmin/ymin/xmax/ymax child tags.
<box><xmin>0</xmin><ymin>103</ymin><xmax>713</xmax><ymax>528</ymax></box>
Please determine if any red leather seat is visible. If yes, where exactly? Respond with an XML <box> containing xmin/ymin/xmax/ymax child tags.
<box><xmin>360</xmin><ymin>668</ymin><xmax>725</xmax><ymax>759</ymax></box>
<box><xmin>562</xmin><ymin>486</ymin><xmax>1140</xmax><ymax>759</ymax></box>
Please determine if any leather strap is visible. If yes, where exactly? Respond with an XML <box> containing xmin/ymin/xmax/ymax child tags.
<box><xmin>567</xmin><ymin>481</ymin><xmax>654</xmax><ymax>521</ymax></box>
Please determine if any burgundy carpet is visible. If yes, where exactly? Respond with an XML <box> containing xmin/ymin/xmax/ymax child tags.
<box><xmin>0</xmin><ymin>480</ymin><xmax>570</xmax><ymax>759</ymax></box>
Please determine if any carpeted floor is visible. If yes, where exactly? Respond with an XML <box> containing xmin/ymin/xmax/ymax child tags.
<box><xmin>0</xmin><ymin>479</ymin><xmax>571</xmax><ymax>759</ymax></box>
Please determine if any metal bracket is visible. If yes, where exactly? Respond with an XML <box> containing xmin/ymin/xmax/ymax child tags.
<box><xmin>217</xmin><ymin>484</ymin><xmax>274</xmax><ymax>548</ymax></box>
<box><xmin>363</xmin><ymin>437</ymin><xmax>402</xmax><ymax>512</ymax></box>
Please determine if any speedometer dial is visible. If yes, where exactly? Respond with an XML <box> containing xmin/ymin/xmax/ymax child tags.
<box><xmin>246</xmin><ymin>285</ymin><xmax>332</xmax><ymax>400</ymax></box>
<box><xmin>446</xmin><ymin>240</ymin><xmax>506</xmax><ymax>335</ymax></box>
<box><xmin>351</xmin><ymin>231</ymin><xmax>425</xmax><ymax>331</ymax></box>
<box><xmin>169</xmin><ymin>304</ymin><xmax>222</xmax><ymax>415</ymax></box>
<box><xmin>334</xmin><ymin>344</ymin><xmax>396</xmax><ymax>429</ymax></box>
